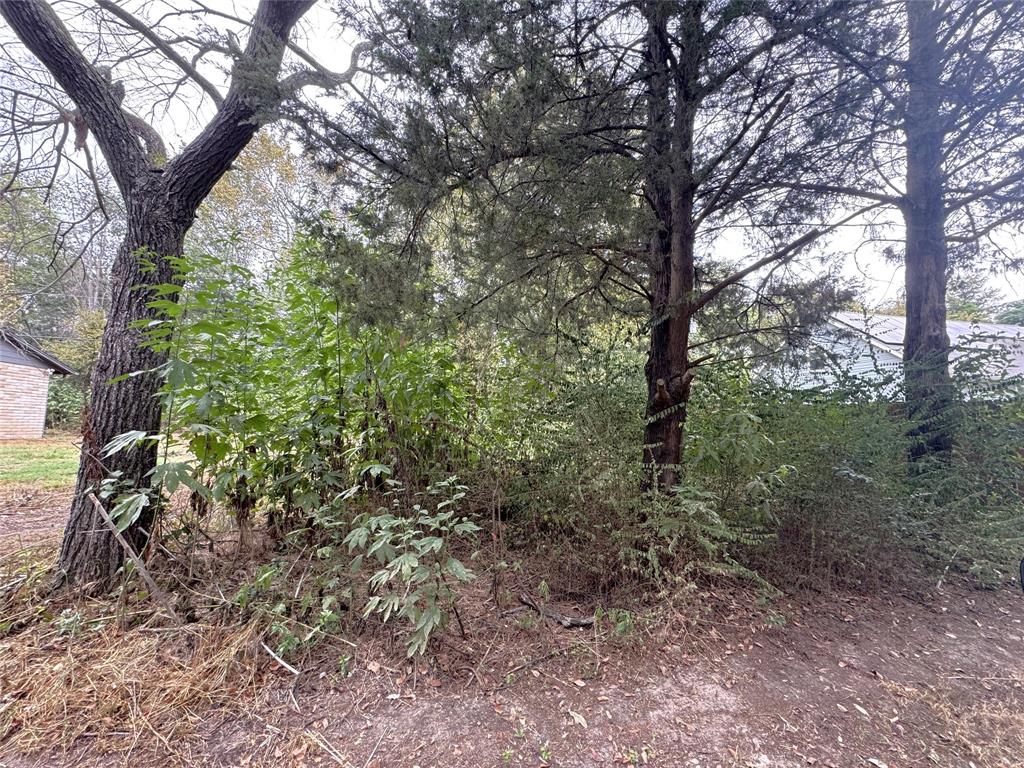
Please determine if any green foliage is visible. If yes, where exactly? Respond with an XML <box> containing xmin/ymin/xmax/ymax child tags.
<box><xmin>995</xmin><ymin>300</ymin><xmax>1024</xmax><ymax>325</ymax></box>
<box><xmin>45</xmin><ymin>378</ymin><xmax>86</xmax><ymax>430</ymax></box>
<box><xmin>97</xmin><ymin>233</ymin><xmax>497</xmax><ymax>653</ymax></box>
<box><xmin>756</xmin><ymin>347</ymin><xmax>1024</xmax><ymax>589</ymax></box>
<box><xmin>53</xmin><ymin>608</ymin><xmax>85</xmax><ymax>637</ymax></box>
<box><xmin>909</xmin><ymin>355</ymin><xmax>1024</xmax><ymax>584</ymax></box>
<box><xmin>225</xmin><ymin>479</ymin><xmax>481</xmax><ymax>658</ymax></box>
<box><xmin>618</xmin><ymin>365</ymin><xmax>790</xmax><ymax>588</ymax></box>
<box><xmin>344</xmin><ymin>478</ymin><xmax>480</xmax><ymax>655</ymax></box>
<box><xmin>756</xmin><ymin>389</ymin><xmax>911</xmax><ymax>589</ymax></box>
<box><xmin>44</xmin><ymin>307</ymin><xmax>105</xmax><ymax>373</ymax></box>
<box><xmin>485</xmin><ymin>334</ymin><xmax>790</xmax><ymax>590</ymax></box>
<box><xmin>124</xmin><ymin>235</ymin><xmax>482</xmax><ymax>534</ymax></box>
<box><xmin>89</xmin><ymin>223</ymin><xmax>1024</xmax><ymax>659</ymax></box>
<box><xmin>44</xmin><ymin>307</ymin><xmax>106</xmax><ymax>429</ymax></box>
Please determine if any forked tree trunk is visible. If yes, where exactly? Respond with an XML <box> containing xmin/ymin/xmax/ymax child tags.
<box><xmin>0</xmin><ymin>0</ymin><xmax>315</xmax><ymax>587</ymax></box>
<box><xmin>58</xmin><ymin>190</ymin><xmax>189</xmax><ymax>585</ymax></box>
<box><xmin>903</xmin><ymin>0</ymin><xmax>954</xmax><ymax>460</ymax></box>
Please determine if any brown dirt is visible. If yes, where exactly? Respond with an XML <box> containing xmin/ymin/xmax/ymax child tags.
<box><xmin>0</xmin><ymin>486</ymin><xmax>69</xmax><ymax>550</ymax></box>
<box><xmin>1</xmin><ymin>499</ymin><xmax>1022</xmax><ymax>768</ymax></box>
<box><xmin>189</xmin><ymin>586</ymin><xmax>1023</xmax><ymax>768</ymax></box>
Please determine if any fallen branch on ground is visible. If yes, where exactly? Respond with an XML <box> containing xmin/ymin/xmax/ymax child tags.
<box><xmin>518</xmin><ymin>592</ymin><xmax>595</xmax><ymax>628</ymax></box>
<box><xmin>87</xmin><ymin>492</ymin><xmax>182</xmax><ymax>625</ymax></box>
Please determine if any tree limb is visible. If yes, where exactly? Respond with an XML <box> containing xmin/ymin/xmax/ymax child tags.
<box><xmin>94</xmin><ymin>0</ymin><xmax>225</xmax><ymax>107</ymax></box>
<box><xmin>691</xmin><ymin>229</ymin><xmax>822</xmax><ymax>315</ymax></box>
<box><xmin>0</xmin><ymin>0</ymin><xmax>150</xmax><ymax>195</ymax></box>
<box><xmin>163</xmin><ymin>0</ymin><xmax>315</xmax><ymax>214</ymax></box>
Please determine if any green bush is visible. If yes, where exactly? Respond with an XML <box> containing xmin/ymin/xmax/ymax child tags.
<box><xmin>93</xmin><ymin>231</ymin><xmax>1024</xmax><ymax>659</ymax></box>
<box><xmin>755</xmin><ymin>391</ymin><xmax>912</xmax><ymax>590</ymax></box>
<box><xmin>344</xmin><ymin>478</ymin><xmax>479</xmax><ymax>655</ymax></box>
<box><xmin>45</xmin><ymin>377</ymin><xmax>86</xmax><ymax>430</ymax></box>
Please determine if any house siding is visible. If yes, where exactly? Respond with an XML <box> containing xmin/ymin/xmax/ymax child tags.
<box><xmin>0</xmin><ymin>360</ymin><xmax>52</xmax><ymax>439</ymax></box>
<box><xmin>773</xmin><ymin>313</ymin><xmax>1024</xmax><ymax>400</ymax></box>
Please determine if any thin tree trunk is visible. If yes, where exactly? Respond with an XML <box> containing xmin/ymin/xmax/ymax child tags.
<box><xmin>903</xmin><ymin>0</ymin><xmax>954</xmax><ymax>460</ymax></box>
<box><xmin>57</xmin><ymin>189</ymin><xmax>188</xmax><ymax>587</ymax></box>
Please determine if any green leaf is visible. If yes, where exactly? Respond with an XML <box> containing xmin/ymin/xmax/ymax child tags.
<box><xmin>102</xmin><ymin>430</ymin><xmax>153</xmax><ymax>458</ymax></box>
<box><xmin>109</xmin><ymin>493</ymin><xmax>149</xmax><ymax>533</ymax></box>
<box><xmin>445</xmin><ymin>557</ymin><xmax>474</xmax><ymax>582</ymax></box>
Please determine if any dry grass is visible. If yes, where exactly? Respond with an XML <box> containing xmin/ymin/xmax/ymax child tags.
<box><xmin>928</xmin><ymin>679</ymin><xmax>1024</xmax><ymax>766</ymax></box>
<box><xmin>0</xmin><ymin>542</ymin><xmax>56</xmax><ymax>637</ymax></box>
<box><xmin>0</xmin><ymin>614</ymin><xmax>271</xmax><ymax>766</ymax></box>
<box><xmin>0</xmin><ymin>534</ymin><xmax>800</xmax><ymax>767</ymax></box>
<box><xmin>0</xmin><ymin>541</ymin><xmax>275</xmax><ymax>767</ymax></box>
<box><xmin>881</xmin><ymin>673</ymin><xmax>1024</xmax><ymax>767</ymax></box>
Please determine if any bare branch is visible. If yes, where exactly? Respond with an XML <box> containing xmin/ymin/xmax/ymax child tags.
<box><xmin>94</xmin><ymin>0</ymin><xmax>224</xmax><ymax>107</ymax></box>
<box><xmin>0</xmin><ymin>0</ymin><xmax>150</xmax><ymax>194</ymax></box>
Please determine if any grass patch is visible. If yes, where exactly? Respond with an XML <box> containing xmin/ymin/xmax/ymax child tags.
<box><xmin>0</xmin><ymin>435</ymin><xmax>80</xmax><ymax>488</ymax></box>
<box><xmin>0</xmin><ymin>434</ymin><xmax>192</xmax><ymax>491</ymax></box>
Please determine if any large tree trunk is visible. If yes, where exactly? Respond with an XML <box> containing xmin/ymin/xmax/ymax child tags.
<box><xmin>57</xmin><ymin>188</ymin><xmax>189</xmax><ymax>586</ymax></box>
<box><xmin>0</xmin><ymin>0</ymin><xmax>315</xmax><ymax>588</ymax></box>
<box><xmin>903</xmin><ymin>0</ymin><xmax>954</xmax><ymax>460</ymax></box>
<box><xmin>642</xmin><ymin>1</ymin><xmax>699</xmax><ymax>491</ymax></box>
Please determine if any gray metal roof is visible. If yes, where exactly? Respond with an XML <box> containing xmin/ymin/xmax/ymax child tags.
<box><xmin>0</xmin><ymin>327</ymin><xmax>77</xmax><ymax>375</ymax></box>
<box><xmin>830</xmin><ymin>311</ymin><xmax>1024</xmax><ymax>377</ymax></box>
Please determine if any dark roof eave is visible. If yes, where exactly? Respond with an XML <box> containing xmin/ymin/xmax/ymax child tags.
<box><xmin>0</xmin><ymin>327</ymin><xmax>78</xmax><ymax>375</ymax></box>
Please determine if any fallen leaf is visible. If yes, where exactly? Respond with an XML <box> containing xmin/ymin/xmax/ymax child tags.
<box><xmin>568</xmin><ymin>710</ymin><xmax>588</xmax><ymax>729</ymax></box>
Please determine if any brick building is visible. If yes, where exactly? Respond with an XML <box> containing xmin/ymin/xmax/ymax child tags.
<box><xmin>0</xmin><ymin>328</ymin><xmax>76</xmax><ymax>439</ymax></box>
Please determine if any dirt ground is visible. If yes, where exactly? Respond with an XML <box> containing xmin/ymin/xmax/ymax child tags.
<box><xmin>193</xmin><ymin>586</ymin><xmax>1023</xmax><ymax>768</ymax></box>
<box><xmin>1</xmin><ymin>481</ymin><xmax>1022</xmax><ymax>768</ymax></box>
<box><xmin>0</xmin><ymin>486</ymin><xmax>69</xmax><ymax>550</ymax></box>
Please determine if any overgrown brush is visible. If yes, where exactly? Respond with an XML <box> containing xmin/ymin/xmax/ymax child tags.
<box><xmin>0</xmin><ymin>615</ymin><xmax>268</xmax><ymax>763</ymax></box>
<box><xmin>82</xmin><ymin>236</ymin><xmax>1024</xmax><ymax>661</ymax></box>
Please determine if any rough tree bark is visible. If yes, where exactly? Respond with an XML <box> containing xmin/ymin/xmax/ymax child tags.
<box><xmin>63</xmin><ymin>193</ymin><xmax>188</xmax><ymax>584</ymax></box>
<box><xmin>0</xmin><ymin>0</ymin><xmax>315</xmax><ymax>587</ymax></box>
<box><xmin>641</xmin><ymin>1</ymin><xmax>700</xmax><ymax>491</ymax></box>
<box><xmin>903</xmin><ymin>0</ymin><xmax>954</xmax><ymax>460</ymax></box>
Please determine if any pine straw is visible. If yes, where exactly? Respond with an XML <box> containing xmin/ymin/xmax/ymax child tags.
<box><xmin>0</xmin><ymin>617</ymin><xmax>271</xmax><ymax>766</ymax></box>
<box><xmin>880</xmin><ymin>672</ymin><xmax>1024</xmax><ymax>766</ymax></box>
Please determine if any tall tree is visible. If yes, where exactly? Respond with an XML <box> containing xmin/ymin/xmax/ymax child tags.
<box><xmin>0</xmin><ymin>0</ymin><xmax>348</xmax><ymax>586</ymax></box>
<box><xmin>321</xmin><ymin>0</ymin><xmax>861</xmax><ymax>489</ymax></box>
<box><xmin>901</xmin><ymin>0</ymin><xmax>953</xmax><ymax>457</ymax></box>
<box><xmin>809</xmin><ymin>0</ymin><xmax>1024</xmax><ymax>458</ymax></box>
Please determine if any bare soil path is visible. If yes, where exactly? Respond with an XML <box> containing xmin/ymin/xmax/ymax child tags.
<box><xmin>197</xmin><ymin>585</ymin><xmax>1023</xmax><ymax>768</ymax></box>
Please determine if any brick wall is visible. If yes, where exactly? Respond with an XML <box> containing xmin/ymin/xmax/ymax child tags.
<box><xmin>0</xmin><ymin>361</ymin><xmax>51</xmax><ymax>439</ymax></box>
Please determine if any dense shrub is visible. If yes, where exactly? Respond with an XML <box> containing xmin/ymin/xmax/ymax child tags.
<box><xmin>45</xmin><ymin>378</ymin><xmax>86</xmax><ymax>431</ymax></box>
<box><xmin>44</xmin><ymin>307</ymin><xmax>105</xmax><ymax>431</ymax></box>
<box><xmin>95</xmin><ymin>235</ymin><xmax>1024</xmax><ymax>657</ymax></box>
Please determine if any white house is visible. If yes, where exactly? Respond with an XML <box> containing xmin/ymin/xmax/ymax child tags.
<box><xmin>774</xmin><ymin>311</ymin><xmax>1024</xmax><ymax>398</ymax></box>
<box><xmin>0</xmin><ymin>328</ymin><xmax>76</xmax><ymax>439</ymax></box>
